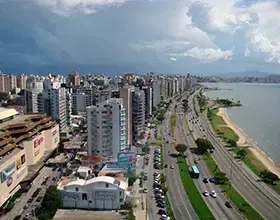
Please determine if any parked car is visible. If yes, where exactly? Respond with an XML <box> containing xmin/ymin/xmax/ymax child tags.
<box><xmin>225</xmin><ymin>201</ymin><xmax>232</xmax><ymax>208</ymax></box>
<box><xmin>211</xmin><ymin>191</ymin><xmax>217</xmax><ymax>198</ymax></box>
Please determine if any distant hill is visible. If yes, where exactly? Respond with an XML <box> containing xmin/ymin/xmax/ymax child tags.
<box><xmin>212</xmin><ymin>71</ymin><xmax>280</xmax><ymax>78</ymax></box>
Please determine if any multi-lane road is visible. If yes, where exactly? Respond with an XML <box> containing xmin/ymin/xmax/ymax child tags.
<box><xmin>187</xmin><ymin>92</ymin><xmax>280</xmax><ymax>219</ymax></box>
<box><xmin>160</xmin><ymin>104</ymin><xmax>199</xmax><ymax>220</ymax></box>
<box><xmin>175</xmin><ymin>103</ymin><xmax>243</xmax><ymax>220</ymax></box>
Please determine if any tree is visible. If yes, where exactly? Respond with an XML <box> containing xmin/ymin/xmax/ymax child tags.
<box><xmin>175</xmin><ymin>144</ymin><xmax>188</xmax><ymax>155</ymax></box>
<box><xmin>128</xmin><ymin>209</ymin><xmax>136</xmax><ymax>220</ymax></box>
<box><xmin>214</xmin><ymin>172</ymin><xmax>229</xmax><ymax>184</ymax></box>
<box><xmin>162</xmin><ymin>186</ymin><xmax>168</xmax><ymax>195</ymax></box>
<box><xmin>260</xmin><ymin>169</ymin><xmax>279</xmax><ymax>184</ymax></box>
<box><xmin>237</xmin><ymin>149</ymin><xmax>247</xmax><ymax>159</ymax></box>
<box><xmin>228</xmin><ymin>140</ymin><xmax>237</xmax><ymax>148</ymax></box>
<box><xmin>195</xmin><ymin>138</ymin><xmax>214</xmax><ymax>153</ymax></box>
<box><xmin>160</xmin><ymin>173</ymin><xmax>166</xmax><ymax>184</ymax></box>
<box><xmin>38</xmin><ymin>186</ymin><xmax>60</xmax><ymax>220</ymax></box>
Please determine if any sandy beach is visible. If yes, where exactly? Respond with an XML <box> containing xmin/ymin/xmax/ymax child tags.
<box><xmin>217</xmin><ymin>108</ymin><xmax>280</xmax><ymax>177</ymax></box>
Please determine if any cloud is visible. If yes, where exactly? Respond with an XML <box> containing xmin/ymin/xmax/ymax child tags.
<box><xmin>170</xmin><ymin>57</ymin><xmax>177</xmax><ymax>62</ymax></box>
<box><xmin>34</xmin><ymin>0</ymin><xmax>126</xmax><ymax>15</ymax></box>
<box><xmin>171</xmin><ymin>47</ymin><xmax>232</xmax><ymax>62</ymax></box>
<box><xmin>244</xmin><ymin>48</ymin><xmax>251</xmax><ymax>57</ymax></box>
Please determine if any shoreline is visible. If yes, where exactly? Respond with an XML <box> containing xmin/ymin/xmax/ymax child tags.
<box><xmin>217</xmin><ymin>107</ymin><xmax>280</xmax><ymax>177</ymax></box>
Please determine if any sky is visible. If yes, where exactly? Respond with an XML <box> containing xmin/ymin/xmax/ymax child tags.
<box><xmin>1</xmin><ymin>0</ymin><xmax>280</xmax><ymax>75</ymax></box>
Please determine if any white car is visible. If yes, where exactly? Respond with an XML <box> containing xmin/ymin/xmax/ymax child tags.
<box><xmin>161</xmin><ymin>214</ymin><xmax>171</xmax><ymax>220</ymax></box>
<box><xmin>203</xmin><ymin>191</ymin><xmax>209</xmax><ymax>197</ymax></box>
<box><xmin>211</xmin><ymin>190</ymin><xmax>217</xmax><ymax>198</ymax></box>
<box><xmin>143</xmin><ymin>188</ymin><xmax>148</xmax><ymax>193</ymax></box>
<box><xmin>170</xmin><ymin>164</ymin><xmax>174</xmax><ymax>169</ymax></box>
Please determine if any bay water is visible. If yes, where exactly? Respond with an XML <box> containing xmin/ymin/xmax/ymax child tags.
<box><xmin>203</xmin><ymin>83</ymin><xmax>280</xmax><ymax>166</ymax></box>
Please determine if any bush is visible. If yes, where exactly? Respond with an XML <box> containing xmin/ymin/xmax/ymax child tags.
<box><xmin>260</xmin><ymin>169</ymin><xmax>279</xmax><ymax>184</ymax></box>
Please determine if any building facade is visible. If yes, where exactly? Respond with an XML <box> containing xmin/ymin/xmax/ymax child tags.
<box><xmin>87</xmin><ymin>98</ymin><xmax>126</xmax><ymax>160</ymax></box>
<box><xmin>0</xmin><ymin>108</ymin><xmax>59</xmax><ymax>207</ymax></box>
<box><xmin>119</xmin><ymin>87</ymin><xmax>132</xmax><ymax>147</ymax></box>
<box><xmin>132</xmin><ymin>89</ymin><xmax>145</xmax><ymax>141</ymax></box>
<box><xmin>60</xmin><ymin>176</ymin><xmax>127</xmax><ymax>210</ymax></box>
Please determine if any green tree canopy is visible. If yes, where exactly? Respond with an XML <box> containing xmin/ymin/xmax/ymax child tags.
<box><xmin>237</xmin><ymin>149</ymin><xmax>247</xmax><ymax>159</ymax></box>
<box><xmin>260</xmin><ymin>170</ymin><xmax>279</xmax><ymax>184</ymax></box>
<box><xmin>214</xmin><ymin>172</ymin><xmax>229</xmax><ymax>184</ymax></box>
<box><xmin>228</xmin><ymin>140</ymin><xmax>237</xmax><ymax>148</ymax></box>
<box><xmin>175</xmin><ymin>144</ymin><xmax>188</xmax><ymax>154</ymax></box>
<box><xmin>195</xmin><ymin>138</ymin><xmax>214</xmax><ymax>153</ymax></box>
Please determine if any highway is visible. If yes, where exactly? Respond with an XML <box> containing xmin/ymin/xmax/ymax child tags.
<box><xmin>186</xmin><ymin>92</ymin><xmax>280</xmax><ymax>220</ymax></box>
<box><xmin>175</xmin><ymin>104</ymin><xmax>244</xmax><ymax>220</ymax></box>
<box><xmin>160</xmin><ymin>103</ymin><xmax>199</xmax><ymax>220</ymax></box>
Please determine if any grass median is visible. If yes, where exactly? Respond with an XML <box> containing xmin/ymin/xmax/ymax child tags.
<box><xmin>177</xmin><ymin>156</ymin><xmax>215</xmax><ymax>220</ymax></box>
<box><xmin>202</xmin><ymin>153</ymin><xmax>264</xmax><ymax>220</ymax></box>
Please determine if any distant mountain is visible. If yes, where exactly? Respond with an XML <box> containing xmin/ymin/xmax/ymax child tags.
<box><xmin>212</xmin><ymin>71</ymin><xmax>280</xmax><ymax>78</ymax></box>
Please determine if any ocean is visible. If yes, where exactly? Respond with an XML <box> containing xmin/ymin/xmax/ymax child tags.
<box><xmin>203</xmin><ymin>83</ymin><xmax>280</xmax><ymax>166</ymax></box>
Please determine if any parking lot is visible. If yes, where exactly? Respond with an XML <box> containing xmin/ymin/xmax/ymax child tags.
<box><xmin>145</xmin><ymin>146</ymin><xmax>171</xmax><ymax>220</ymax></box>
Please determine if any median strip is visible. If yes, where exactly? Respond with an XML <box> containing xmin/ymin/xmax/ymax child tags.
<box><xmin>177</xmin><ymin>156</ymin><xmax>216</xmax><ymax>220</ymax></box>
<box><xmin>170</xmin><ymin>114</ymin><xmax>176</xmax><ymax>135</ymax></box>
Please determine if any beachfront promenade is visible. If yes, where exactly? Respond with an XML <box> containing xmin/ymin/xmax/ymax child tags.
<box><xmin>188</xmin><ymin>92</ymin><xmax>280</xmax><ymax>219</ymax></box>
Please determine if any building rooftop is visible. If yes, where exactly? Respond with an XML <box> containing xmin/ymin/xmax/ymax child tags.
<box><xmin>0</xmin><ymin>108</ymin><xmax>18</xmax><ymax>121</ymax></box>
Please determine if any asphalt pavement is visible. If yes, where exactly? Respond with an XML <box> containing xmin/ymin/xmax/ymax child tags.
<box><xmin>175</xmin><ymin>109</ymin><xmax>243</xmax><ymax>220</ymax></box>
<box><xmin>187</xmin><ymin>93</ymin><xmax>280</xmax><ymax>220</ymax></box>
<box><xmin>160</xmin><ymin>105</ymin><xmax>199</xmax><ymax>220</ymax></box>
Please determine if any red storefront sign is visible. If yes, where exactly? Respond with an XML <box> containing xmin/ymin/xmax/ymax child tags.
<box><xmin>34</xmin><ymin>137</ymin><xmax>44</xmax><ymax>148</ymax></box>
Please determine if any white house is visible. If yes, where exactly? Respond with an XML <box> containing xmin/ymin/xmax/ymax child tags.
<box><xmin>60</xmin><ymin>176</ymin><xmax>127</xmax><ymax>210</ymax></box>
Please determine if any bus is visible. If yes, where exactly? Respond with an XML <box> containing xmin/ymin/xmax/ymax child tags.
<box><xmin>191</xmin><ymin>165</ymin><xmax>200</xmax><ymax>179</ymax></box>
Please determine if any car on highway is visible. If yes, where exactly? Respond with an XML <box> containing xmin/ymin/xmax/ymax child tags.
<box><xmin>170</xmin><ymin>164</ymin><xmax>174</xmax><ymax>169</ymax></box>
<box><xmin>23</xmin><ymin>204</ymin><xmax>29</xmax><ymax>209</ymax></box>
<box><xmin>27</xmin><ymin>198</ymin><xmax>33</xmax><ymax>203</ymax></box>
<box><xmin>203</xmin><ymin>177</ymin><xmax>208</xmax><ymax>183</ymax></box>
<box><xmin>225</xmin><ymin>201</ymin><xmax>232</xmax><ymax>208</ymax></box>
<box><xmin>203</xmin><ymin>191</ymin><xmax>209</xmax><ymax>197</ymax></box>
<box><xmin>164</xmin><ymin>164</ymin><xmax>168</xmax><ymax>168</ymax></box>
<box><xmin>209</xmin><ymin>177</ymin><xmax>217</xmax><ymax>184</ymax></box>
<box><xmin>211</xmin><ymin>190</ymin><xmax>217</xmax><ymax>198</ymax></box>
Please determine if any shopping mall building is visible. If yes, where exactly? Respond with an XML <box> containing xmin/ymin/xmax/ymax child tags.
<box><xmin>0</xmin><ymin>108</ymin><xmax>60</xmax><ymax>207</ymax></box>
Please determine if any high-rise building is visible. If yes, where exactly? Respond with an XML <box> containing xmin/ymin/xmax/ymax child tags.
<box><xmin>26</xmin><ymin>90</ymin><xmax>43</xmax><ymax>113</ymax></box>
<box><xmin>0</xmin><ymin>73</ymin><xmax>17</xmax><ymax>93</ymax></box>
<box><xmin>43</xmin><ymin>87</ymin><xmax>67</xmax><ymax>131</ymax></box>
<box><xmin>17</xmin><ymin>74</ymin><xmax>27</xmax><ymax>90</ymax></box>
<box><xmin>94</xmin><ymin>90</ymin><xmax>112</xmax><ymax>104</ymax></box>
<box><xmin>142</xmin><ymin>86</ymin><xmax>152</xmax><ymax>120</ymax></box>
<box><xmin>87</xmin><ymin>98</ymin><xmax>126</xmax><ymax>160</ymax></box>
<box><xmin>119</xmin><ymin>87</ymin><xmax>132</xmax><ymax>147</ymax></box>
<box><xmin>71</xmin><ymin>93</ymin><xmax>88</xmax><ymax>112</ymax></box>
<box><xmin>152</xmin><ymin>81</ymin><xmax>161</xmax><ymax>108</ymax></box>
<box><xmin>69</xmin><ymin>71</ymin><xmax>80</xmax><ymax>86</ymax></box>
<box><xmin>132</xmin><ymin>89</ymin><xmax>145</xmax><ymax>141</ymax></box>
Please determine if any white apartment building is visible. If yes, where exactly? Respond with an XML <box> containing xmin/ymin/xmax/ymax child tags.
<box><xmin>43</xmin><ymin>87</ymin><xmax>67</xmax><ymax>131</ymax></box>
<box><xmin>132</xmin><ymin>89</ymin><xmax>145</xmax><ymax>139</ymax></box>
<box><xmin>87</xmin><ymin>98</ymin><xmax>126</xmax><ymax>160</ymax></box>
<box><xmin>59</xmin><ymin>176</ymin><xmax>127</xmax><ymax>210</ymax></box>
<box><xmin>119</xmin><ymin>87</ymin><xmax>132</xmax><ymax>147</ymax></box>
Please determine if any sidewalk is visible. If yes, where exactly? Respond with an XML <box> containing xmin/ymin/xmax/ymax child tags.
<box><xmin>133</xmin><ymin>179</ymin><xmax>147</xmax><ymax>220</ymax></box>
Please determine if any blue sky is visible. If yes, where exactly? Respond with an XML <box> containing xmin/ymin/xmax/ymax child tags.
<box><xmin>0</xmin><ymin>0</ymin><xmax>280</xmax><ymax>75</ymax></box>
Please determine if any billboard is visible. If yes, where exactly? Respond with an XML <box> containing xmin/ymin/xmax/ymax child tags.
<box><xmin>1</xmin><ymin>162</ymin><xmax>16</xmax><ymax>183</ymax></box>
<box><xmin>118</xmin><ymin>152</ymin><xmax>136</xmax><ymax>164</ymax></box>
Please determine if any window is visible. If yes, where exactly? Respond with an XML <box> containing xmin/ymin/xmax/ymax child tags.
<box><xmin>106</xmin><ymin>183</ymin><xmax>109</xmax><ymax>188</ymax></box>
<box><xmin>82</xmin><ymin>193</ymin><xmax>87</xmax><ymax>201</ymax></box>
<box><xmin>119</xmin><ymin>191</ymin><xmax>122</xmax><ymax>196</ymax></box>
<box><xmin>120</xmin><ymin>198</ymin><xmax>124</xmax><ymax>202</ymax></box>
<box><xmin>75</xmin><ymin>187</ymin><xmax>79</xmax><ymax>192</ymax></box>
